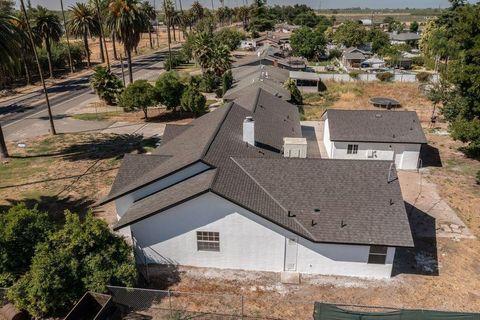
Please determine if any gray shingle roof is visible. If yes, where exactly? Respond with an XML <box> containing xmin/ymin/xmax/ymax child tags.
<box><xmin>115</xmin><ymin>169</ymin><xmax>217</xmax><ymax>229</ymax></box>
<box><xmin>233</xmin><ymin>158</ymin><xmax>413</xmax><ymax>247</ymax></box>
<box><xmin>162</xmin><ymin>124</ymin><xmax>191</xmax><ymax>144</ymax></box>
<box><xmin>389</xmin><ymin>32</ymin><xmax>421</xmax><ymax>42</ymax></box>
<box><xmin>106</xmin><ymin>89</ymin><xmax>413</xmax><ymax>247</ymax></box>
<box><xmin>223</xmin><ymin>79</ymin><xmax>291</xmax><ymax>102</ymax></box>
<box><xmin>326</xmin><ymin>109</ymin><xmax>427</xmax><ymax>144</ymax></box>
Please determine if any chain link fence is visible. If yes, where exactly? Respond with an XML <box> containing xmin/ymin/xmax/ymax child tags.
<box><xmin>107</xmin><ymin>286</ymin><xmax>315</xmax><ymax>320</ymax></box>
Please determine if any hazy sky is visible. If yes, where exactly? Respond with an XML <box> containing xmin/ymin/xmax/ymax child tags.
<box><xmin>29</xmin><ymin>0</ymin><xmax>476</xmax><ymax>11</ymax></box>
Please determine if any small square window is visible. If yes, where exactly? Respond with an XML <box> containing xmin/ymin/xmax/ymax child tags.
<box><xmin>347</xmin><ymin>144</ymin><xmax>359</xmax><ymax>154</ymax></box>
<box><xmin>368</xmin><ymin>245</ymin><xmax>388</xmax><ymax>264</ymax></box>
<box><xmin>197</xmin><ymin>231</ymin><xmax>220</xmax><ymax>252</ymax></box>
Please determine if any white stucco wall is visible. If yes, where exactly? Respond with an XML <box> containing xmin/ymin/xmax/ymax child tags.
<box><xmin>114</xmin><ymin>162</ymin><xmax>210</xmax><ymax>218</ymax></box>
<box><xmin>122</xmin><ymin>192</ymin><xmax>396</xmax><ymax>279</ymax></box>
<box><xmin>322</xmin><ymin>128</ymin><xmax>421</xmax><ymax>170</ymax></box>
<box><xmin>323</xmin><ymin>118</ymin><xmax>333</xmax><ymax>158</ymax></box>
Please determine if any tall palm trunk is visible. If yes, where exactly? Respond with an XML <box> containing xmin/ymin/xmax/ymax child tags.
<box><xmin>126</xmin><ymin>48</ymin><xmax>133</xmax><ymax>84</ymax></box>
<box><xmin>172</xmin><ymin>22</ymin><xmax>176</xmax><ymax>41</ymax></box>
<box><xmin>99</xmin><ymin>33</ymin><xmax>105</xmax><ymax>62</ymax></box>
<box><xmin>60</xmin><ymin>0</ymin><xmax>74</xmax><ymax>73</ymax></box>
<box><xmin>148</xmin><ymin>25</ymin><xmax>153</xmax><ymax>49</ymax></box>
<box><xmin>84</xmin><ymin>31</ymin><xmax>91</xmax><ymax>67</ymax></box>
<box><xmin>178</xmin><ymin>0</ymin><xmax>183</xmax><ymax>12</ymax></box>
<box><xmin>19</xmin><ymin>0</ymin><xmax>57</xmax><ymax>135</ymax></box>
<box><xmin>45</xmin><ymin>37</ymin><xmax>54</xmax><ymax>78</ymax></box>
<box><xmin>0</xmin><ymin>124</ymin><xmax>8</xmax><ymax>159</ymax></box>
<box><xmin>23</xmin><ymin>56</ymin><xmax>31</xmax><ymax>85</ymax></box>
<box><xmin>112</xmin><ymin>32</ymin><xmax>118</xmax><ymax>59</ymax></box>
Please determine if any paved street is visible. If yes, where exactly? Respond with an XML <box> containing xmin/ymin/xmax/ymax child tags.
<box><xmin>0</xmin><ymin>48</ymin><xmax>175</xmax><ymax>141</ymax></box>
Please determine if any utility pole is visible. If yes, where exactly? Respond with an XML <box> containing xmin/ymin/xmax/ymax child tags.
<box><xmin>19</xmin><ymin>0</ymin><xmax>56</xmax><ymax>135</ymax></box>
<box><xmin>60</xmin><ymin>0</ymin><xmax>74</xmax><ymax>74</ymax></box>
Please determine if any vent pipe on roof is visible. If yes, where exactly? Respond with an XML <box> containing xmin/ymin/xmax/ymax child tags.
<box><xmin>243</xmin><ymin>116</ymin><xmax>255</xmax><ymax>146</ymax></box>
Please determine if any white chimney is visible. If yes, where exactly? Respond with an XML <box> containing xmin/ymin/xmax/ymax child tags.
<box><xmin>283</xmin><ymin>137</ymin><xmax>307</xmax><ymax>158</ymax></box>
<box><xmin>243</xmin><ymin>116</ymin><xmax>255</xmax><ymax>146</ymax></box>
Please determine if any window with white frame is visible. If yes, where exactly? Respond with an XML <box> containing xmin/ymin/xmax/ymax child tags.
<box><xmin>196</xmin><ymin>231</ymin><xmax>220</xmax><ymax>252</ymax></box>
<box><xmin>347</xmin><ymin>144</ymin><xmax>359</xmax><ymax>154</ymax></box>
<box><xmin>368</xmin><ymin>245</ymin><xmax>388</xmax><ymax>264</ymax></box>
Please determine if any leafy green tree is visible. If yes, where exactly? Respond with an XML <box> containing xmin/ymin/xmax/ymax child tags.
<box><xmin>368</xmin><ymin>29</ymin><xmax>390</xmax><ymax>53</ymax></box>
<box><xmin>0</xmin><ymin>204</ymin><xmax>52</xmax><ymax>276</ymax></box>
<box><xmin>290</xmin><ymin>26</ymin><xmax>326</xmax><ymax>60</ymax></box>
<box><xmin>181</xmin><ymin>82</ymin><xmax>207</xmax><ymax>117</ymax></box>
<box><xmin>68</xmin><ymin>2</ymin><xmax>99</xmax><ymax>68</ymax></box>
<box><xmin>284</xmin><ymin>79</ymin><xmax>303</xmax><ymax>105</ymax></box>
<box><xmin>107</xmin><ymin>0</ymin><xmax>146</xmax><ymax>83</ymax></box>
<box><xmin>213</xmin><ymin>28</ymin><xmax>246</xmax><ymax>51</ymax></box>
<box><xmin>384</xmin><ymin>16</ymin><xmax>403</xmax><ymax>33</ymax></box>
<box><xmin>7</xmin><ymin>212</ymin><xmax>137</xmax><ymax>318</ymax></box>
<box><xmin>409</xmin><ymin>20</ymin><xmax>419</xmax><ymax>32</ymax></box>
<box><xmin>155</xmin><ymin>71</ymin><xmax>185</xmax><ymax>112</ymax></box>
<box><xmin>32</xmin><ymin>6</ymin><xmax>63</xmax><ymax>78</ymax></box>
<box><xmin>333</xmin><ymin>20</ymin><xmax>367</xmax><ymax>47</ymax></box>
<box><xmin>119</xmin><ymin>80</ymin><xmax>156</xmax><ymax>119</ymax></box>
<box><xmin>293</xmin><ymin>11</ymin><xmax>319</xmax><ymax>28</ymax></box>
<box><xmin>90</xmin><ymin>66</ymin><xmax>124</xmax><ymax>105</ymax></box>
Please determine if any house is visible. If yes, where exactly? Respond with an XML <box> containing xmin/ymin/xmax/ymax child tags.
<box><xmin>240</xmin><ymin>39</ymin><xmax>257</xmax><ymax>50</ymax></box>
<box><xmin>360</xmin><ymin>57</ymin><xmax>386</xmax><ymax>69</ymax></box>
<box><xmin>342</xmin><ymin>47</ymin><xmax>369</xmax><ymax>68</ymax></box>
<box><xmin>232</xmin><ymin>46</ymin><xmax>307</xmax><ymax>71</ymax></box>
<box><xmin>99</xmin><ymin>89</ymin><xmax>414</xmax><ymax>279</ymax></box>
<box><xmin>289</xmin><ymin>71</ymin><xmax>322</xmax><ymax>92</ymax></box>
<box><xmin>389</xmin><ymin>32</ymin><xmax>421</xmax><ymax>46</ymax></box>
<box><xmin>322</xmin><ymin>109</ymin><xmax>427</xmax><ymax>170</ymax></box>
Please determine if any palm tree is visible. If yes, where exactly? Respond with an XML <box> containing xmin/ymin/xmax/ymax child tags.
<box><xmin>237</xmin><ymin>5</ymin><xmax>250</xmax><ymax>30</ymax></box>
<box><xmin>68</xmin><ymin>3</ymin><xmax>99</xmax><ymax>68</ymax></box>
<box><xmin>191</xmin><ymin>31</ymin><xmax>213</xmax><ymax>72</ymax></box>
<box><xmin>190</xmin><ymin>1</ymin><xmax>204</xmax><ymax>23</ymax></box>
<box><xmin>0</xmin><ymin>14</ymin><xmax>23</xmax><ymax>158</ymax></box>
<box><xmin>107</xmin><ymin>0</ymin><xmax>145</xmax><ymax>83</ymax></box>
<box><xmin>141</xmin><ymin>1</ymin><xmax>156</xmax><ymax>49</ymax></box>
<box><xmin>32</xmin><ymin>6</ymin><xmax>63</xmax><ymax>78</ymax></box>
<box><xmin>59</xmin><ymin>0</ymin><xmax>73</xmax><ymax>73</ymax></box>
<box><xmin>19</xmin><ymin>0</ymin><xmax>57</xmax><ymax>135</ymax></box>
<box><xmin>210</xmin><ymin>44</ymin><xmax>231</xmax><ymax>75</ymax></box>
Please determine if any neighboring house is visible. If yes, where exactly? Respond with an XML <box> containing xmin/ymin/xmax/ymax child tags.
<box><xmin>100</xmin><ymin>89</ymin><xmax>414</xmax><ymax>279</ymax></box>
<box><xmin>342</xmin><ymin>47</ymin><xmax>369</xmax><ymax>68</ymax></box>
<box><xmin>233</xmin><ymin>46</ymin><xmax>307</xmax><ymax>71</ymax></box>
<box><xmin>361</xmin><ymin>57</ymin><xmax>386</xmax><ymax>69</ymax></box>
<box><xmin>223</xmin><ymin>77</ymin><xmax>291</xmax><ymax>102</ymax></box>
<box><xmin>240</xmin><ymin>39</ymin><xmax>257</xmax><ymax>50</ymax></box>
<box><xmin>274</xmin><ymin>23</ymin><xmax>301</xmax><ymax>33</ymax></box>
<box><xmin>389</xmin><ymin>32</ymin><xmax>421</xmax><ymax>46</ymax></box>
<box><xmin>289</xmin><ymin>71</ymin><xmax>322</xmax><ymax>92</ymax></box>
<box><xmin>360</xmin><ymin>19</ymin><xmax>373</xmax><ymax>26</ymax></box>
<box><xmin>322</xmin><ymin>109</ymin><xmax>427</xmax><ymax>170</ymax></box>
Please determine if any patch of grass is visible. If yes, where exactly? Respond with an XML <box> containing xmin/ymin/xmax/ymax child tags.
<box><xmin>444</xmin><ymin>158</ymin><xmax>479</xmax><ymax>177</ymax></box>
<box><xmin>72</xmin><ymin>111</ymin><xmax>124</xmax><ymax>121</ymax></box>
<box><xmin>328</xmin><ymin>82</ymin><xmax>365</xmax><ymax>96</ymax></box>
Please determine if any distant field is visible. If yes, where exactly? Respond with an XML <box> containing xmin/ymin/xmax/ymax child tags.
<box><xmin>317</xmin><ymin>9</ymin><xmax>441</xmax><ymax>23</ymax></box>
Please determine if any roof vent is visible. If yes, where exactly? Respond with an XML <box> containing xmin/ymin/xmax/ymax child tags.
<box><xmin>243</xmin><ymin>116</ymin><xmax>255</xmax><ymax>146</ymax></box>
<box><xmin>375</xmin><ymin>113</ymin><xmax>382</xmax><ymax>118</ymax></box>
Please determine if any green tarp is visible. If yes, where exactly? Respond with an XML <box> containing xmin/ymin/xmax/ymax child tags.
<box><xmin>313</xmin><ymin>302</ymin><xmax>480</xmax><ymax>320</ymax></box>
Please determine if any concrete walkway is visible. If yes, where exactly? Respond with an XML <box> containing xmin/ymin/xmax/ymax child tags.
<box><xmin>301</xmin><ymin>121</ymin><xmax>328</xmax><ymax>158</ymax></box>
<box><xmin>398</xmin><ymin>170</ymin><xmax>474</xmax><ymax>240</ymax></box>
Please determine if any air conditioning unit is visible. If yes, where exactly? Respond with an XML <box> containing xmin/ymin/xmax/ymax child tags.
<box><xmin>283</xmin><ymin>137</ymin><xmax>307</xmax><ymax>158</ymax></box>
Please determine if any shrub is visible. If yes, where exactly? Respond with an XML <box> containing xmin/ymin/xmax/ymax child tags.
<box><xmin>376</xmin><ymin>72</ymin><xmax>394</xmax><ymax>82</ymax></box>
<box><xmin>118</xmin><ymin>80</ymin><xmax>156</xmax><ymax>119</ymax></box>
<box><xmin>0</xmin><ymin>204</ymin><xmax>52</xmax><ymax>275</ymax></box>
<box><xmin>411</xmin><ymin>56</ymin><xmax>424</xmax><ymax>67</ymax></box>
<box><xmin>155</xmin><ymin>71</ymin><xmax>185</xmax><ymax>112</ymax></box>
<box><xmin>416</xmin><ymin>71</ymin><xmax>431</xmax><ymax>83</ymax></box>
<box><xmin>222</xmin><ymin>70</ymin><xmax>233</xmax><ymax>95</ymax></box>
<box><xmin>90</xmin><ymin>66</ymin><xmax>124</xmax><ymax>105</ymax></box>
<box><xmin>199</xmin><ymin>71</ymin><xmax>220</xmax><ymax>93</ymax></box>
<box><xmin>328</xmin><ymin>48</ymin><xmax>342</xmax><ymax>59</ymax></box>
<box><xmin>349</xmin><ymin>70</ymin><xmax>361</xmax><ymax>79</ymax></box>
<box><xmin>284</xmin><ymin>79</ymin><xmax>303</xmax><ymax>105</ymax></box>
<box><xmin>181</xmin><ymin>83</ymin><xmax>208</xmax><ymax>117</ymax></box>
<box><xmin>214</xmin><ymin>28</ymin><xmax>246</xmax><ymax>51</ymax></box>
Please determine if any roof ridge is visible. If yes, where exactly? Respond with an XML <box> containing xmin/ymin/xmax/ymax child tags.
<box><xmin>201</xmin><ymin>103</ymin><xmax>234</xmax><ymax>158</ymax></box>
<box><xmin>230</xmin><ymin>157</ymin><xmax>288</xmax><ymax>213</ymax></box>
<box><xmin>252</xmin><ymin>87</ymin><xmax>262</xmax><ymax>113</ymax></box>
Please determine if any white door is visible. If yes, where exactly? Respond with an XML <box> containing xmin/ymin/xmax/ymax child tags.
<box><xmin>284</xmin><ymin>237</ymin><xmax>298</xmax><ymax>271</ymax></box>
<box><xmin>393</xmin><ymin>145</ymin><xmax>404</xmax><ymax>169</ymax></box>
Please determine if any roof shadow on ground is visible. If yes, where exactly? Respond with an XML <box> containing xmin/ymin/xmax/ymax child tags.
<box><xmin>59</xmin><ymin>134</ymin><xmax>160</xmax><ymax>161</ymax></box>
<box><xmin>420</xmin><ymin>144</ymin><xmax>442</xmax><ymax>168</ymax></box>
<box><xmin>0</xmin><ymin>195</ymin><xmax>95</xmax><ymax>224</ymax></box>
<box><xmin>391</xmin><ymin>201</ymin><xmax>438</xmax><ymax>277</ymax></box>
